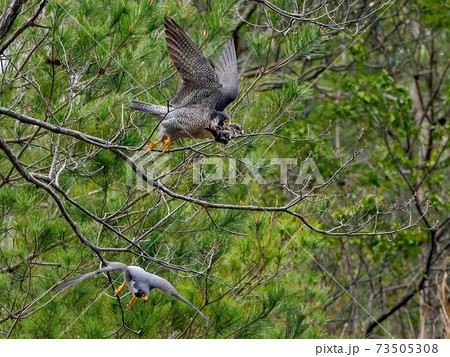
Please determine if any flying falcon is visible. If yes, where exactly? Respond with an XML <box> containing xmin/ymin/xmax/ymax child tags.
<box><xmin>132</xmin><ymin>19</ymin><xmax>241</xmax><ymax>154</ymax></box>
<box><xmin>53</xmin><ymin>262</ymin><xmax>216</xmax><ymax>330</ymax></box>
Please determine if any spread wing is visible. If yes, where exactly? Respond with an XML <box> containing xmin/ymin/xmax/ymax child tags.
<box><xmin>145</xmin><ymin>273</ymin><xmax>217</xmax><ymax>330</ymax></box>
<box><xmin>52</xmin><ymin>262</ymin><xmax>128</xmax><ymax>291</ymax></box>
<box><xmin>214</xmin><ymin>39</ymin><xmax>239</xmax><ymax>111</ymax></box>
<box><xmin>164</xmin><ymin>19</ymin><xmax>222</xmax><ymax>109</ymax></box>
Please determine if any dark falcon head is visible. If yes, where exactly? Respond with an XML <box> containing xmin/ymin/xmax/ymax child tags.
<box><xmin>210</xmin><ymin>110</ymin><xmax>232</xmax><ymax>127</ymax></box>
<box><xmin>133</xmin><ymin>281</ymin><xmax>150</xmax><ymax>302</ymax></box>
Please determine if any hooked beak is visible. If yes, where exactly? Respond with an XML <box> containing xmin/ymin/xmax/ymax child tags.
<box><xmin>224</xmin><ymin>119</ymin><xmax>231</xmax><ymax>125</ymax></box>
<box><xmin>140</xmin><ymin>295</ymin><xmax>148</xmax><ymax>302</ymax></box>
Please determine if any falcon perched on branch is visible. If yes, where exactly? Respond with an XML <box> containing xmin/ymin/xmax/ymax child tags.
<box><xmin>132</xmin><ymin>19</ymin><xmax>242</xmax><ymax>154</ymax></box>
<box><xmin>53</xmin><ymin>262</ymin><xmax>216</xmax><ymax>330</ymax></box>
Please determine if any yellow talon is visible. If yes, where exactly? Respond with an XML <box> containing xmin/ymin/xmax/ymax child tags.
<box><xmin>143</xmin><ymin>138</ymin><xmax>162</xmax><ymax>155</ymax></box>
<box><xmin>161</xmin><ymin>136</ymin><xmax>172</xmax><ymax>153</ymax></box>
<box><xmin>114</xmin><ymin>281</ymin><xmax>127</xmax><ymax>297</ymax></box>
<box><xmin>128</xmin><ymin>295</ymin><xmax>138</xmax><ymax>310</ymax></box>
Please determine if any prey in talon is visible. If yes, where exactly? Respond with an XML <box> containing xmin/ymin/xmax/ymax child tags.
<box><xmin>207</xmin><ymin>122</ymin><xmax>244</xmax><ymax>145</ymax></box>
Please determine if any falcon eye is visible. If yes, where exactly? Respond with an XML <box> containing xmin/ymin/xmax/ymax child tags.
<box><xmin>135</xmin><ymin>290</ymin><xmax>144</xmax><ymax>297</ymax></box>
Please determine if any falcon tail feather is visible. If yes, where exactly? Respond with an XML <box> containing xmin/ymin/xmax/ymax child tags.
<box><xmin>131</xmin><ymin>100</ymin><xmax>168</xmax><ymax>115</ymax></box>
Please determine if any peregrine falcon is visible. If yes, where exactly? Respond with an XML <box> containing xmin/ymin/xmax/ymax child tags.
<box><xmin>53</xmin><ymin>262</ymin><xmax>216</xmax><ymax>329</ymax></box>
<box><xmin>132</xmin><ymin>19</ymin><xmax>241</xmax><ymax>154</ymax></box>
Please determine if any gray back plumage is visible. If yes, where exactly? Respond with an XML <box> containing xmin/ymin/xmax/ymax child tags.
<box><xmin>164</xmin><ymin>19</ymin><xmax>222</xmax><ymax>110</ymax></box>
<box><xmin>214</xmin><ymin>39</ymin><xmax>239</xmax><ymax>111</ymax></box>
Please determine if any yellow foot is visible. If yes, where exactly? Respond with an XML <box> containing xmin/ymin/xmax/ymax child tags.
<box><xmin>143</xmin><ymin>138</ymin><xmax>162</xmax><ymax>155</ymax></box>
<box><xmin>161</xmin><ymin>136</ymin><xmax>172</xmax><ymax>153</ymax></box>
<box><xmin>114</xmin><ymin>281</ymin><xmax>127</xmax><ymax>297</ymax></box>
<box><xmin>128</xmin><ymin>295</ymin><xmax>137</xmax><ymax>310</ymax></box>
